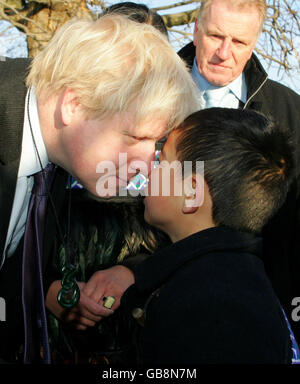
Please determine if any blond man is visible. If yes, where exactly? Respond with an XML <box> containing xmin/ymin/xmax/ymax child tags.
<box><xmin>179</xmin><ymin>0</ymin><xmax>300</xmax><ymax>343</ymax></box>
<box><xmin>0</xmin><ymin>15</ymin><xmax>199</xmax><ymax>363</ymax></box>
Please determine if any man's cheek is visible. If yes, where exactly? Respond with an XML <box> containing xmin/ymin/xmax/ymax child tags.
<box><xmin>95</xmin><ymin>162</ymin><xmax>118</xmax><ymax>197</ymax></box>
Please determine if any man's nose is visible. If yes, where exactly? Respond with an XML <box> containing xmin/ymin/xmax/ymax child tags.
<box><xmin>217</xmin><ymin>39</ymin><xmax>232</xmax><ymax>60</ymax></box>
<box><xmin>129</xmin><ymin>143</ymin><xmax>156</xmax><ymax>178</ymax></box>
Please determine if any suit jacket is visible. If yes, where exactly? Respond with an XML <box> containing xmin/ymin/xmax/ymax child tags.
<box><xmin>121</xmin><ymin>226</ymin><xmax>292</xmax><ymax>364</ymax></box>
<box><xmin>0</xmin><ymin>57</ymin><xmax>68</xmax><ymax>274</ymax></box>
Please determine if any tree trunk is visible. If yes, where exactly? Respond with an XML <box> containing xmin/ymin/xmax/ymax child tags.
<box><xmin>27</xmin><ymin>0</ymin><xmax>93</xmax><ymax>57</ymax></box>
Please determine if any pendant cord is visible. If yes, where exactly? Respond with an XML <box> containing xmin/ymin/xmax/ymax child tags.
<box><xmin>27</xmin><ymin>88</ymin><xmax>70</xmax><ymax>261</ymax></box>
<box><xmin>66</xmin><ymin>175</ymin><xmax>72</xmax><ymax>266</ymax></box>
<box><xmin>27</xmin><ymin>88</ymin><xmax>80</xmax><ymax>308</ymax></box>
<box><xmin>27</xmin><ymin>88</ymin><xmax>79</xmax><ymax>294</ymax></box>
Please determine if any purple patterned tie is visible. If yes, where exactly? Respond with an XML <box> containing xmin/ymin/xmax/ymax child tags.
<box><xmin>22</xmin><ymin>163</ymin><xmax>56</xmax><ymax>364</ymax></box>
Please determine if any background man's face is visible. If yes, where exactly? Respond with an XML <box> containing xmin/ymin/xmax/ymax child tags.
<box><xmin>193</xmin><ymin>0</ymin><xmax>261</xmax><ymax>86</ymax></box>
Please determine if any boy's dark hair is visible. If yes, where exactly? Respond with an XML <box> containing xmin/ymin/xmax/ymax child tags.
<box><xmin>175</xmin><ymin>108</ymin><xmax>295</xmax><ymax>234</ymax></box>
<box><xmin>103</xmin><ymin>2</ymin><xmax>168</xmax><ymax>37</ymax></box>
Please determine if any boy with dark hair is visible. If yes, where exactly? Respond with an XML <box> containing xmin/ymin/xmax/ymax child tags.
<box><xmin>175</xmin><ymin>108</ymin><xmax>293</xmax><ymax>233</ymax></box>
<box><xmin>121</xmin><ymin>108</ymin><xmax>300</xmax><ymax>364</ymax></box>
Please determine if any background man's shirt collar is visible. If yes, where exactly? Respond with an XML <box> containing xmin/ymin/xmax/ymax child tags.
<box><xmin>191</xmin><ymin>58</ymin><xmax>247</xmax><ymax>104</ymax></box>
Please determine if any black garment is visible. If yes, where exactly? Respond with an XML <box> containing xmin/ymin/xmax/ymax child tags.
<box><xmin>45</xmin><ymin>191</ymin><xmax>170</xmax><ymax>364</ymax></box>
<box><xmin>0</xmin><ymin>58</ymin><xmax>68</xmax><ymax>362</ymax></box>
<box><xmin>121</xmin><ymin>226</ymin><xmax>292</xmax><ymax>364</ymax></box>
<box><xmin>0</xmin><ymin>238</ymin><xmax>24</xmax><ymax>362</ymax></box>
<box><xmin>178</xmin><ymin>43</ymin><xmax>300</xmax><ymax>342</ymax></box>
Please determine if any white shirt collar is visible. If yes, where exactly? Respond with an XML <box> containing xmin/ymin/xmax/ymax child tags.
<box><xmin>191</xmin><ymin>58</ymin><xmax>247</xmax><ymax>104</ymax></box>
<box><xmin>228</xmin><ymin>73</ymin><xmax>247</xmax><ymax>104</ymax></box>
<box><xmin>18</xmin><ymin>87</ymin><xmax>49</xmax><ymax>177</ymax></box>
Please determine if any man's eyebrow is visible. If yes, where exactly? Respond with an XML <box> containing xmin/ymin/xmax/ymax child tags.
<box><xmin>207</xmin><ymin>29</ymin><xmax>222</xmax><ymax>35</ymax></box>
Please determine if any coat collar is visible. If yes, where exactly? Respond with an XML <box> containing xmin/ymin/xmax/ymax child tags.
<box><xmin>177</xmin><ymin>42</ymin><xmax>267</xmax><ymax>103</ymax></box>
<box><xmin>0</xmin><ymin>58</ymin><xmax>30</xmax><ymax>259</ymax></box>
<box><xmin>0</xmin><ymin>58</ymin><xmax>30</xmax><ymax>164</ymax></box>
<box><xmin>133</xmin><ymin>226</ymin><xmax>262</xmax><ymax>293</ymax></box>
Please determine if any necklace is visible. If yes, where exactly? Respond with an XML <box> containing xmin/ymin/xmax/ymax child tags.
<box><xmin>27</xmin><ymin>87</ymin><xmax>80</xmax><ymax>308</ymax></box>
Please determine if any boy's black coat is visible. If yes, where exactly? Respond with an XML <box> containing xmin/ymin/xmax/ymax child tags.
<box><xmin>122</xmin><ymin>226</ymin><xmax>292</xmax><ymax>364</ymax></box>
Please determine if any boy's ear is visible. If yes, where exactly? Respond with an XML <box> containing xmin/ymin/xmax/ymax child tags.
<box><xmin>60</xmin><ymin>89</ymin><xmax>81</xmax><ymax>126</ymax></box>
<box><xmin>182</xmin><ymin>173</ymin><xmax>204</xmax><ymax>214</ymax></box>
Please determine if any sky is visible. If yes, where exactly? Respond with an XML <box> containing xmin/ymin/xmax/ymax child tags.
<box><xmin>0</xmin><ymin>0</ymin><xmax>299</xmax><ymax>93</ymax></box>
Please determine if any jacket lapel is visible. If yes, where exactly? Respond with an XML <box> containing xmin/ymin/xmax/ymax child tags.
<box><xmin>0</xmin><ymin>160</ymin><xmax>20</xmax><ymax>262</ymax></box>
<box><xmin>0</xmin><ymin>58</ymin><xmax>30</xmax><ymax>261</ymax></box>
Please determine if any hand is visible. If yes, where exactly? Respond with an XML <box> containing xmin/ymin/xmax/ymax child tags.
<box><xmin>82</xmin><ymin>265</ymin><xmax>135</xmax><ymax>311</ymax></box>
<box><xmin>46</xmin><ymin>280</ymin><xmax>113</xmax><ymax>330</ymax></box>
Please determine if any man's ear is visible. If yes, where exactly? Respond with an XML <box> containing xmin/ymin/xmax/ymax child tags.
<box><xmin>193</xmin><ymin>18</ymin><xmax>199</xmax><ymax>45</ymax></box>
<box><xmin>60</xmin><ymin>89</ymin><xmax>81</xmax><ymax>126</ymax></box>
<box><xmin>182</xmin><ymin>173</ymin><xmax>204</xmax><ymax>214</ymax></box>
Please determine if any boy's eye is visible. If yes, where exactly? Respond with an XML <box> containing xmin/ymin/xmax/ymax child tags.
<box><xmin>155</xmin><ymin>150</ymin><xmax>161</xmax><ymax>162</ymax></box>
<box><xmin>154</xmin><ymin>150</ymin><xmax>161</xmax><ymax>168</ymax></box>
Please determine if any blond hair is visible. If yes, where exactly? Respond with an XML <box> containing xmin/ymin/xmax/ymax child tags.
<box><xmin>26</xmin><ymin>15</ymin><xmax>199</xmax><ymax>130</ymax></box>
<box><xmin>198</xmin><ymin>0</ymin><xmax>267</xmax><ymax>31</ymax></box>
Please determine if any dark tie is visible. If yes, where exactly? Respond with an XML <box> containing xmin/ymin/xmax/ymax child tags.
<box><xmin>22</xmin><ymin>163</ymin><xmax>56</xmax><ymax>364</ymax></box>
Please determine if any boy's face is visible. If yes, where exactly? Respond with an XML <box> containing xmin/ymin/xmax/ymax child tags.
<box><xmin>144</xmin><ymin>130</ymin><xmax>184</xmax><ymax>232</ymax></box>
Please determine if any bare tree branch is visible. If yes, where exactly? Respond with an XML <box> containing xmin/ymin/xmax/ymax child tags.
<box><xmin>0</xmin><ymin>0</ymin><xmax>299</xmax><ymax>84</ymax></box>
<box><xmin>162</xmin><ymin>9</ymin><xmax>198</xmax><ymax>28</ymax></box>
<box><xmin>153</xmin><ymin>1</ymin><xmax>200</xmax><ymax>12</ymax></box>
